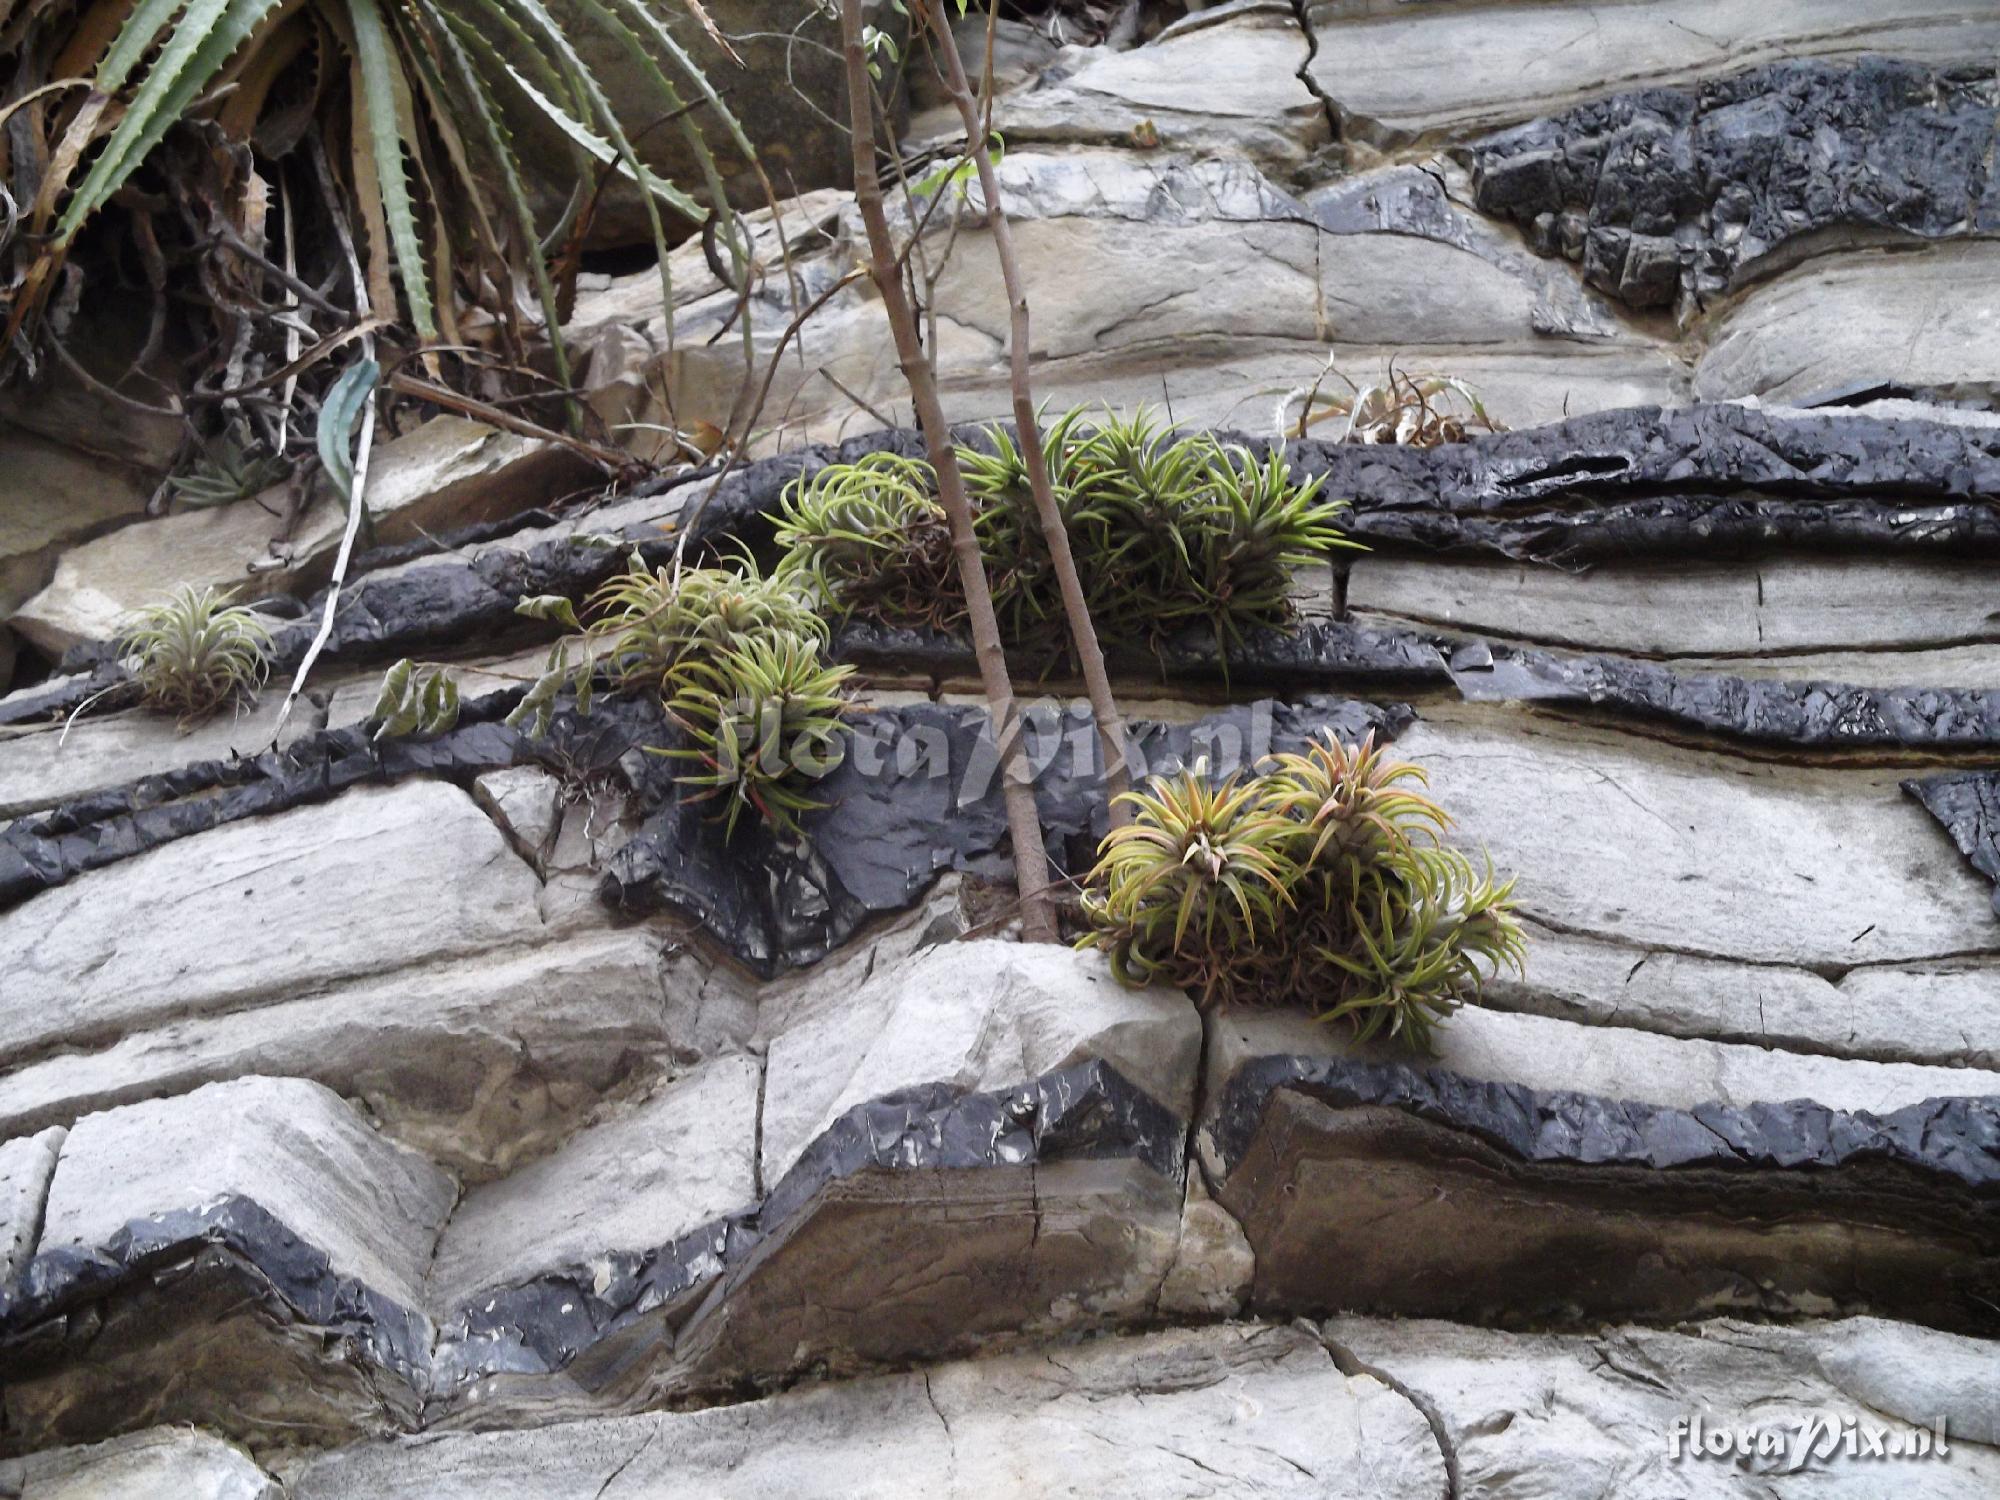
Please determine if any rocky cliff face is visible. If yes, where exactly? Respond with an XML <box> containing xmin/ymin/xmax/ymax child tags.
<box><xmin>3</xmin><ymin>2</ymin><xmax>2000</xmax><ymax>1495</ymax></box>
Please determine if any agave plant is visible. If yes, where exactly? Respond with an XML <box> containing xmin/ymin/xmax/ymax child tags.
<box><xmin>0</xmin><ymin>0</ymin><xmax>752</xmax><ymax>471</ymax></box>
<box><xmin>1078</xmin><ymin>761</ymin><xmax>1299</xmax><ymax>1005</ymax></box>
<box><xmin>119</xmin><ymin>585</ymin><xmax>273</xmax><ymax>722</ymax></box>
<box><xmin>1077</xmin><ymin>733</ymin><xmax>1525</xmax><ymax>1052</ymax></box>
<box><xmin>663</xmin><ymin>630</ymin><xmax>854</xmax><ymax>838</ymax></box>
<box><xmin>774</xmin><ymin>453</ymin><xmax>963</xmax><ymax>631</ymax></box>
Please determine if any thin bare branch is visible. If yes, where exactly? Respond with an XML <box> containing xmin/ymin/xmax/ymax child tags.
<box><xmin>840</xmin><ymin>0</ymin><xmax>1056</xmax><ymax>940</ymax></box>
<box><xmin>922</xmin><ymin>0</ymin><xmax>1132</xmax><ymax>824</ymax></box>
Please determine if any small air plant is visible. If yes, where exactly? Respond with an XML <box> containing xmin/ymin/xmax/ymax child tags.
<box><xmin>774</xmin><ymin>453</ymin><xmax>962</xmax><ymax>632</ymax></box>
<box><xmin>118</xmin><ymin>585</ymin><xmax>272</xmax><ymax>724</ymax></box>
<box><xmin>590</xmin><ymin>550</ymin><xmax>827</xmax><ymax>695</ymax></box>
<box><xmin>1261</xmin><ymin>733</ymin><xmax>1449</xmax><ymax>867</ymax></box>
<box><xmin>1077</xmin><ymin>732</ymin><xmax>1525</xmax><ymax>1052</ymax></box>
<box><xmin>1180</xmin><ymin>440</ymin><xmax>1357</xmax><ymax>657</ymax></box>
<box><xmin>1311</xmin><ymin>846</ymin><xmax>1526</xmax><ymax>1053</ymax></box>
<box><xmin>500</xmin><ymin>549</ymin><xmax>852</xmax><ymax>840</ymax></box>
<box><xmin>958</xmin><ymin>407</ymin><xmax>1101</xmax><ymax>655</ymax></box>
<box><xmin>1276</xmin><ymin>359</ymin><xmax>1505</xmax><ymax>447</ymax></box>
<box><xmin>166</xmin><ymin>428</ymin><xmax>291</xmax><ymax>510</ymax></box>
<box><xmin>663</xmin><ymin>631</ymin><xmax>855</xmax><ymax>838</ymax></box>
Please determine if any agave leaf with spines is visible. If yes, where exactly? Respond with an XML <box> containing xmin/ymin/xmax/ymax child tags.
<box><xmin>319</xmin><ymin>359</ymin><xmax>381</xmax><ymax>507</ymax></box>
<box><xmin>55</xmin><ymin>0</ymin><xmax>284</xmax><ymax>245</ymax></box>
<box><xmin>7</xmin><ymin>0</ymin><xmax>747</xmax><ymax>383</ymax></box>
<box><xmin>348</xmin><ymin>0</ymin><xmax>436</xmax><ymax>337</ymax></box>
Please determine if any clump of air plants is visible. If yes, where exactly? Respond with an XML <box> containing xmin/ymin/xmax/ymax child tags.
<box><xmin>1078</xmin><ymin>733</ymin><xmax>1524</xmax><ymax>1052</ymax></box>
<box><xmin>118</xmin><ymin>585</ymin><xmax>273</xmax><ymax>724</ymax></box>
<box><xmin>507</xmin><ymin>550</ymin><xmax>827</xmax><ymax>735</ymax></box>
<box><xmin>1277</xmin><ymin>361</ymin><xmax>1505</xmax><ymax>447</ymax></box>
<box><xmin>779</xmin><ymin>406</ymin><xmax>1356</xmax><ymax>664</ymax></box>
<box><xmin>499</xmin><ymin>549</ymin><xmax>850</xmax><ymax>839</ymax></box>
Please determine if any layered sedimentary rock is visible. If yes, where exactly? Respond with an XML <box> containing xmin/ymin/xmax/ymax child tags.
<box><xmin>1204</xmin><ymin>1008</ymin><xmax>2000</xmax><ymax>1332</ymax></box>
<box><xmin>2</xmin><ymin>2</ymin><xmax>1998</xmax><ymax>1492</ymax></box>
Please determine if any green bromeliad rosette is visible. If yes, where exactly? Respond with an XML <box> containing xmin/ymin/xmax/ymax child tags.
<box><xmin>1078</xmin><ymin>733</ymin><xmax>1525</xmax><ymax>1053</ymax></box>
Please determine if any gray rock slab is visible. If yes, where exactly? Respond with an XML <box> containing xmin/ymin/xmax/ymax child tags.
<box><xmin>0</xmin><ymin>930</ymin><xmax>675</xmax><ymax>1179</ymax></box>
<box><xmin>0</xmin><ymin>1127</ymin><xmax>63</xmax><ymax>1288</ymax></box>
<box><xmin>665</xmin><ymin>1156</ymin><xmax>1182</xmax><ymax>1402</ymax></box>
<box><xmin>429</xmin><ymin>1054</ymin><xmax>758</xmax><ymax>1306</ymax></box>
<box><xmin>1664</xmin><ymin>645</ymin><xmax>2000</xmax><ymax>692</ymax></box>
<box><xmin>1206</xmin><ymin>1001</ymin><xmax>2000</xmax><ymax>1331</ymax></box>
<box><xmin>0</xmin><ymin>1427</ymin><xmax>280</xmax><ymax>1500</ymax></box>
<box><xmin>1302</xmin><ymin>0</ymin><xmax>2000</xmax><ymax>143</ymax></box>
<box><xmin>658</xmin><ymin>875</ymin><xmax>973</xmax><ymax>1070</ymax></box>
<box><xmin>0</xmin><ymin>692</ymin><xmax>309</xmax><ymax>820</ymax></box>
<box><xmin>658</xmin><ymin>150</ymin><xmax>1681</xmax><ymax>456</ymax></box>
<box><xmin>40</xmin><ymin>1077</ymin><xmax>455</xmax><ymax>1309</ymax></box>
<box><xmin>294</xmin><ymin>1323</ymin><xmax>1445</xmax><ymax>1499</ymax></box>
<box><xmin>986</xmin><ymin>5</ymin><xmax>1328</xmax><ymax>172</ymax></box>
<box><xmin>1696</xmin><ymin>243</ymin><xmax>2000</xmax><ymax>404</ymax></box>
<box><xmin>1348</xmin><ymin>554</ymin><xmax>2000</xmax><ymax>658</ymax></box>
<box><xmin>1326</xmin><ymin>1315</ymin><xmax>2000</xmax><ymax>1498</ymax></box>
<box><xmin>1485</xmin><ymin>918</ymin><xmax>2000</xmax><ymax>1072</ymax></box>
<box><xmin>0</xmin><ymin>781</ymin><xmax>546</xmax><ymax>1070</ymax></box>
<box><xmin>470</xmin><ymin>767</ymin><xmax>563</xmax><ymax>867</ymax></box>
<box><xmin>1207</xmin><ymin>1003</ymin><xmax>2000</xmax><ymax>1126</ymax></box>
<box><xmin>1814</xmin><ymin>1317</ymin><xmax>2000</xmax><ymax>1447</ymax></box>
<box><xmin>758</xmin><ymin>938</ymin><xmax>1201</xmax><ymax>1185</ymax></box>
<box><xmin>11</xmin><ymin>417</ymin><xmax>593</xmax><ymax>656</ymax></box>
<box><xmin>1157</xmin><ymin>1168</ymin><xmax>1255</xmax><ymax>1319</ymax></box>
<box><xmin>0</xmin><ymin>430</ymin><xmax>151</xmax><ymax>619</ymax></box>
<box><xmin>1391</xmin><ymin>709</ymin><xmax>2000</xmax><ymax>968</ymax></box>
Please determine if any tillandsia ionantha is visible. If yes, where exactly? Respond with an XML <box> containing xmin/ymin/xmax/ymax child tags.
<box><xmin>505</xmin><ymin>549</ymin><xmax>827</xmax><ymax>738</ymax></box>
<box><xmin>118</xmin><ymin>585</ymin><xmax>274</xmax><ymax>724</ymax></box>
<box><xmin>1077</xmin><ymin>732</ymin><xmax>1525</xmax><ymax>1052</ymax></box>
<box><xmin>661</xmin><ymin>630</ymin><xmax>855</xmax><ymax>838</ymax></box>
<box><xmin>1076</xmin><ymin>760</ymin><xmax>1300</xmax><ymax>1007</ymax></box>
<box><xmin>490</xmin><ymin>548</ymin><xmax>850</xmax><ymax>840</ymax></box>
<box><xmin>780</xmin><ymin>406</ymin><xmax>1357</xmax><ymax>666</ymax></box>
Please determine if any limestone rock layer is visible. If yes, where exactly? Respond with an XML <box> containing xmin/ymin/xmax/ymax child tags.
<box><xmin>3</xmin><ymin>2</ymin><xmax>1999</xmax><ymax>1495</ymax></box>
